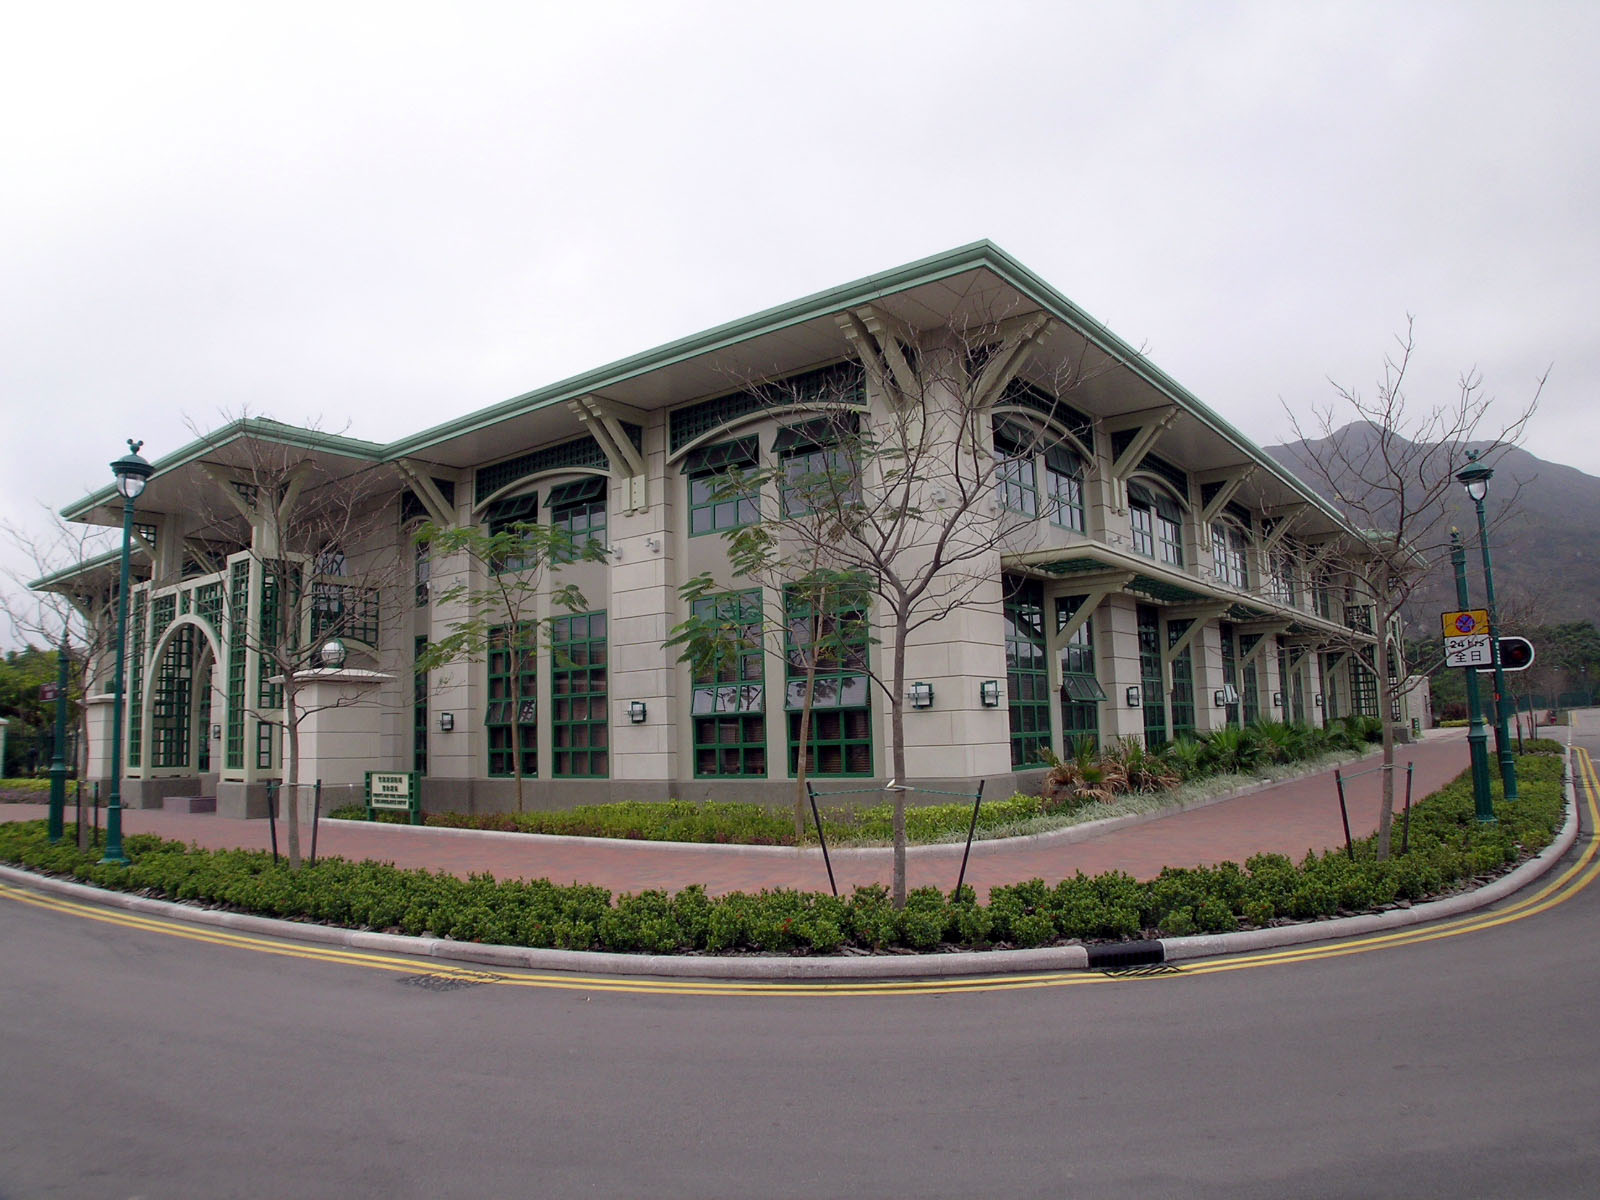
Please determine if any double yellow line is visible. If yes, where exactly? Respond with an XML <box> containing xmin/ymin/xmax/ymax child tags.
<box><xmin>5</xmin><ymin>748</ymin><xmax>1596</xmax><ymax>999</ymax></box>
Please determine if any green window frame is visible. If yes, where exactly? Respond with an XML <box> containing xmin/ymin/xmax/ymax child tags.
<box><xmin>1055</xmin><ymin>595</ymin><xmax>1103</xmax><ymax>752</ymax></box>
<box><xmin>1168</xmin><ymin>619</ymin><xmax>1196</xmax><ymax>741</ymax></box>
<box><xmin>1211</xmin><ymin>522</ymin><xmax>1249</xmax><ymax>588</ymax></box>
<box><xmin>785</xmin><ymin>590</ymin><xmax>871</xmax><ymax>777</ymax></box>
<box><xmin>1137</xmin><ymin>604</ymin><xmax>1167</xmax><ymax>749</ymax></box>
<box><xmin>1130</xmin><ymin>483</ymin><xmax>1183</xmax><ymax>566</ymax></box>
<box><xmin>685</xmin><ymin>437</ymin><xmax>760</xmax><ymax>537</ymax></box>
<box><xmin>691</xmin><ymin>589</ymin><xmax>767</xmax><ymax>778</ymax></box>
<box><xmin>485</xmin><ymin>493</ymin><xmax>540</xmax><ymax>574</ymax></box>
<box><xmin>994</xmin><ymin>421</ymin><xmax>1039</xmax><ymax>518</ymax></box>
<box><xmin>1004</xmin><ymin>576</ymin><xmax>1050</xmax><ymax>768</ymax></box>
<box><xmin>1220</xmin><ymin>624</ymin><xmax>1240</xmax><ymax>727</ymax></box>
<box><xmin>551</xmin><ymin>610</ymin><xmax>608</xmax><ymax>778</ymax></box>
<box><xmin>486</xmin><ymin>624</ymin><xmax>537</xmax><ymax>778</ymax></box>
<box><xmin>547</xmin><ymin>477</ymin><xmax>608</xmax><ymax>552</ymax></box>
<box><xmin>1045</xmin><ymin>445</ymin><xmax>1086</xmax><ymax>532</ymax></box>
<box><xmin>1240</xmin><ymin>633</ymin><xmax>1262</xmax><ymax>724</ymax></box>
<box><xmin>413</xmin><ymin>635</ymin><xmax>428</xmax><ymax>775</ymax></box>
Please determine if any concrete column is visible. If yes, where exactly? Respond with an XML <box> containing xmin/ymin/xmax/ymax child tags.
<box><xmin>291</xmin><ymin>669</ymin><xmax>392</xmax><ymax>821</ymax></box>
<box><xmin>1101</xmin><ymin>595</ymin><xmax>1145</xmax><ymax>743</ymax></box>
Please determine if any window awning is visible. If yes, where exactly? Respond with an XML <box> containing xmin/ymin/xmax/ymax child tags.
<box><xmin>773</xmin><ymin>413</ymin><xmax>859</xmax><ymax>454</ymax></box>
<box><xmin>1061</xmin><ymin>674</ymin><xmax>1108</xmax><ymax>703</ymax></box>
<box><xmin>484</xmin><ymin>493</ymin><xmax>539</xmax><ymax>526</ymax></box>
<box><xmin>545</xmin><ymin>477</ymin><xmax>607</xmax><ymax>509</ymax></box>
<box><xmin>682</xmin><ymin>435</ymin><xmax>759</xmax><ymax>475</ymax></box>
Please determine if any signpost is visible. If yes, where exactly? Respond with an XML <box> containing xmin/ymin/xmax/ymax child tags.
<box><xmin>365</xmin><ymin>770</ymin><xmax>422</xmax><ymax>825</ymax></box>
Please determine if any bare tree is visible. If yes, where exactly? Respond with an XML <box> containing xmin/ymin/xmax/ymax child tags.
<box><xmin>1285</xmin><ymin>321</ymin><xmax>1544</xmax><ymax>857</ymax></box>
<box><xmin>672</xmin><ymin>310</ymin><xmax>1120</xmax><ymax>905</ymax></box>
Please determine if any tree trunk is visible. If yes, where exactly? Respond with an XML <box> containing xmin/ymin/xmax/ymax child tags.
<box><xmin>890</xmin><ymin>618</ymin><xmax>908</xmax><ymax>908</ymax></box>
<box><xmin>1373</xmin><ymin>619</ymin><xmax>1395</xmax><ymax>861</ymax></box>
<box><xmin>793</xmin><ymin>635</ymin><xmax>820</xmax><ymax>843</ymax></box>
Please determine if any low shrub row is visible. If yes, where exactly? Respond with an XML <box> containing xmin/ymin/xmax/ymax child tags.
<box><xmin>2</xmin><ymin>750</ymin><xmax>1562</xmax><ymax>956</ymax></box>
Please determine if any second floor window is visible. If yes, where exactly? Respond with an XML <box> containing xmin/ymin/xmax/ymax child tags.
<box><xmin>1268</xmin><ymin>549</ymin><xmax>1299</xmax><ymax>605</ymax></box>
<box><xmin>685</xmin><ymin>436</ymin><xmax>760</xmax><ymax>536</ymax></box>
<box><xmin>1211</xmin><ymin>521</ymin><xmax>1249</xmax><ymax>588</ymax></box>
<box><xmin>1129</xmin><ymin>482</ymin><xmax>1183</xmax><ymax>566</ymax></box>
<box><xmin>484</xmin><ymin>492</ymin><xmax>539</xmax><ymax>573</ymax></box>
<box><xmin>1044</xmin><ymin>445</ymin><xmax>1086</xmax><ymax>532</ymax></box>
<box><xmin>993</xmin><ymin>420</ymin><xmax>1039</xmax><ymax>518</ymax></box>
<box><xmin>546</xmin><ymin>477</ymin><xmax>608</xmax><ymax>556</ymax></box>
<box><xmin>775</xmin><ymin>417</ymin><xmax>860</xmax><ymax>518</ymax></box>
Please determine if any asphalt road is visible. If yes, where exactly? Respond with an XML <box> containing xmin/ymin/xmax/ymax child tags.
<box><xmin>3</xmin><ymin>739</ymin><xmax>1597</xmax><ymax>1200</ymax></box>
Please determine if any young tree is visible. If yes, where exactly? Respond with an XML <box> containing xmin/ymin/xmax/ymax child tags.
<box><xmin>669</xmin><ymin>310</ymin><xmax>1115</xmax><ymax>905</ymax></box>
<box><xmin>1283</xmin><ymin>322</ymin><xmax>1543</xmax><ymax>857</ymax></box>
<box><xmin>414</xmin><ymin>516</ymin><xmax>607</xmax><ymax>814</ymax></box>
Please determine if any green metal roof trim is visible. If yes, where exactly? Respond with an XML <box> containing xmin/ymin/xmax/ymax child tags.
<box><xmin>60</xmin><ymin>418</ymin><xmax>387</xmax><ymax>522</ymax></box>
<box><xmin>1033</xmin><ymin>556</ymin><xmax>1118</xmax><ymax>577</ymax></box>
<box><xmin>28</xmin><ymin>547</ymin><xmax>125</xmax><ymax>590</ymax></box>
<box><xmin>1127</xmin><ymin>575</ymin><xmax>1211</xmax><ymax>604</ymax></box>
<box><xmin>382</xmin><ymin>240</ymin><xmax>1351</xmax><ymax>531</ymax></box>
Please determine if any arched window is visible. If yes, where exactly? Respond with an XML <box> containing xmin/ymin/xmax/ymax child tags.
<box><xmin>1128</xmin><ymin>480</ymin><xmax>1185</xmax><ymax>566</ymax></box>
<box><xmin>1210</xmin><ymin>519</ymin><xmax>1250</xmax><ymax>588</ymax></box>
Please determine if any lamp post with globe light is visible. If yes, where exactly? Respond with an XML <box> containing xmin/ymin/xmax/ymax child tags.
<box><xmin>1456</xmin><ymin>452</ymin><xmax>1518</xmax><ymax>802</ymax></box>
<box><xmin>102</xmin><ymin>440</ymin><xmax>153</xmax><ymax>866</ymax></box>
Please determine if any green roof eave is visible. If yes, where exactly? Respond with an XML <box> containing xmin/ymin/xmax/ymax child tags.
<box><xmin>29</xmin><ymin>547</ymin><xmax>126</xmax><ymax>591</ymax></box>
<box><xmin>59</xmin><ymin>418</ymin><xmax>386</xmax><ymax>522</ymax></box>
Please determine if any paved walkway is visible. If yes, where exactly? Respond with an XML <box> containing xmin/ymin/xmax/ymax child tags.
<box><xmin>2</xmin><ymin>733</ymin><xmax>1471</xmax><ymax>899</ymax></box>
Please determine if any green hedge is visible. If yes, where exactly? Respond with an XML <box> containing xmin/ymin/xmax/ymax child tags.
<box><xmin>0</xmin><ymin>753</ymin><xmax>1565</xmax><ymax>955</ymax></box>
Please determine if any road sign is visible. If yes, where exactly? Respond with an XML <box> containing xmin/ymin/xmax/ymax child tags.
<box><xmin>1441</xmin><ymin>609</ymin><xmax>1489</xmax><ymax>639</ymax></box>
<box><xmin>1441</xmin><ymin>609</ymin><xmax>1493</xmax><ymax>668</ymax></box>
<box><xmin>1476</xmin><ymin>636</ymin><xmax>1536</xmax><ymax>673</ymax></box>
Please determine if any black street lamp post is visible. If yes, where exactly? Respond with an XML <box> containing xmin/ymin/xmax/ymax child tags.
<box><xmin>102</xmin><ymin>440</ymin><xmax>152</xmax><ymax>866</ymax></box>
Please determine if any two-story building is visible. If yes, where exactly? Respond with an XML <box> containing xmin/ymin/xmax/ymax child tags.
<box><xmin>37</xmin><ymin>242</ymin><xmax>1396</xmax><ymax>818</ymax></box>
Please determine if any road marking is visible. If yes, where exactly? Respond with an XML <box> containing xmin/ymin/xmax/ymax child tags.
<box><xmin>4</xmin><ymin>749</ymin><xmax>1595</xmax><ymax>998</ymax></box>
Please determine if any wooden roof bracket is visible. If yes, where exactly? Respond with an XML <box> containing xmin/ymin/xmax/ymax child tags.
<box><xmin>570</xmin><ymin>395</ymin><xmax>649</xmax><ymax>514</ymax></box>
<box><xmin>395</xmin><ymin>459</ymin><xmax>458</xmax><ymax>528</ymax></box>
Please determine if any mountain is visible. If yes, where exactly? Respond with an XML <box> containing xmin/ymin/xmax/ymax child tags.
<box><xmin>1264</xmin><ymin>423</ymin><xmax>1600</xmax><ymax>632</ymax></box>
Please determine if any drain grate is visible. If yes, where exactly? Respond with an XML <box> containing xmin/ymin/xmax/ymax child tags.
<box><xmin>1098</xmin><ymin>963</ymin><xmax>1183</xmax><ymax>978</ymax></box>
<box><xmin>399</xmin><ymin>970</ymin><xmax>507</xmax><ymax>992</ymax></box>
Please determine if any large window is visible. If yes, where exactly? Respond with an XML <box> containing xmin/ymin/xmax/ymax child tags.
<box><xmin>1003</xmin><ymin>577</ymin><xmax>1049</xmax><ymax>768</ymax></box>
<box><xmin>551</xmin><ymin>611</ymin><xmax>608</xmax><ymax>778</ymax></box>
<box><xmin>785</xmin><ymin>590</ymin><xmax>871</xmax><ymax>776</ymax></box>
<box><xmin>413</xmin><ymin>636</ymin><xmax>428</xmax><ymax>774</ymax></box>
<box><xmin>1045</xmin><ymin>445</ymin><xmax>1086</xmax><ymax>532</ymax></box>
<box><xmin>1240</xmin><ymin>633</ymin><xmax>1262</xmax><ymax>724</ymax></box>
<box><xmin>1168</xmin><ymin>619</ymin><xmax>1196</xmax><ymax>741</ymax></box>
<box><xmin>486</xmin><ymin>624</ymin><xmax>536</xmax><ymax>777</ymax></box>
<box><xmin>691</xmin><ymin>589</ymin><xmax>766</xmax><ymax>778</ymax></box>
<box><xmin>993</xmin><ymin>421</ymin><xmax>1039</xmax><ymax>518</ymax></box>
<box><xmin>485</xmin><ymin>493</ymin><xmax>540</xmax><ymax>573</ymax></box>
<box><xmin>546</xmin><ymin>478</ymin><xmax>608</xmax><ymax>555</ymax></box>
<box><xmin>1056</xmin><ymin>595</ymin><xmax>1104</xmax><ymax>752</ymax></box>
<box><xmin>1129</xmin><ymin>482</ymin><xmax>1184</xmax><ymax>566</ymax></box>
<box><xmin>776</xmin><ymin>417</ymin><xmax>859</xmax><ymax>518</ymax></box>
<box><xmin>1220</xmin><ymin>624</ymin><xmax>1240</xmax><ymax>727</ymax></box>
<box><xmin>1137</xmin><ymin>604</ymin><xmax>1167</xmax><ymax>748</ymax></box>
<box><xmin>686</xmin><ymin>436</ymin><xmax>760</xmax><ymax>537</ymax></box>
<box><xmin>1267</xmin><ymin>548</ymin><xmax>1299</xmax><ymax>606</ymax></box>
<box><xmin>1211</xmin><ymin>521</ymin><xmax>1249</xmax><ymax>588</ymax></box>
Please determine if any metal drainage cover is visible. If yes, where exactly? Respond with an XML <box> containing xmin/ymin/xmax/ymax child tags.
<box><xmin>1098</xmin><ymin>964</ymin><xmax>1183</xmax><ymax>978</ymax></box>
<box><xmin>399</xmin><ymin>970</ymin><xmax>507</xmax><ymax>992</ymax></box>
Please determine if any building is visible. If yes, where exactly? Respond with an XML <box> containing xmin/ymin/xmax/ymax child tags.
<box><xmin>36</xmin><ymin>242</ymin><xmax>1396</xmax><ymax>819</ymax></box>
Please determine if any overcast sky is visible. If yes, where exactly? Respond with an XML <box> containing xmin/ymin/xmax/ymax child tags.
<box><xmin>3</xmin><ymin>0</ymin><xmax>1594</xmax><ymax>645</ymax></box>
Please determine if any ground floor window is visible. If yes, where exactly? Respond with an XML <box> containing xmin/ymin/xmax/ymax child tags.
<box><xmin>1240</xmin><ymin>633</ymin><xmax>1262</xmax><ymax>723</ymax></box>
<box><xmin>1168</xmin><ymin>619</ymin><xmax>1196</xmax><ymax>741</ymax></box>
<box><xmin>551</xmin><ymin>611</ymin><xmax>608</xmax><ymax>778</ymax></box>
<box><xmin>1056</xmin><ymin>595</ymin><xmax>1103</xmax><ymax>753</ymax></box>
<box><xmin>1004</xmin><ymin>576</ymin><xmax>1050</xmax><ymax>768</ymax></box>
<box><xmin>1137</xmin><ymin>604</ymin><xmax>1167</xmax><ymax>749</ymax></box>
<box><xmin>487</xmin><ymin>623</ymin><xmax>537</xmax><ymax>778</ymax></box>
<box><xmin>691</xmin><ymin>589</ymin><xmax>767</xmax><ymax>778</ymax></box>
<box><xmin>413</xmin><ymin>636</ymin><xmax>428</xmax><ymax>774</ymax></box>
<box><xmin>1220</xmin><ymin>623</ymin><xmax>1240</xmax><ymax>727</ymax></box>
<box><xmin>785</xmin><ymin>590</ymin><xmax>871</xmax><ymax>776</ymax></box>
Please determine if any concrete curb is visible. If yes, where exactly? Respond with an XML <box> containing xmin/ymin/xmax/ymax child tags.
<box><xmin>0</xmin><ymin>743</ymin><xmax>1574</xmax><ymax>981</ymax></box>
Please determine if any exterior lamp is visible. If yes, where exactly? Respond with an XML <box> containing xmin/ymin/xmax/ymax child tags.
<box><xmin>628</xmin><ymin>700</ymin><xmax>648</xmax><ymax>724</ymax></box>
<box><xmin>1213</xmin><ymin>689</ymin><xmax>1226</xmax><ymax>708</ymax></box>
<box><xmin>1126</xmin><ymin>686</ymin><xmax>1141</xmax><ymax>709</ymax></box>
<box><xmin>1456</xmin><ymin>454</ymin><xmax>1518</xmax><ymax>801</ymax></box>
<box><xmin>1272</xmin><ymin>691</ymin><xmax>1284</xmax><ymax>708</ymax></box>
<box><xmin>909</xmin><ymin>681</ymin><xmax>934</xmax><ymax>709</ymax></box>
<box><xmin>1315</xmin><ymin>692</ymin><xmax>1324</xmax><ymax>708</ymax></box>
<box><xmin>320</xmin><ymin>638</ymin><xmax>348</xmax><ymax>669</ymax></box>
<box><xmin>104</xmin><ymin>439</ymin><xmax>152</xmax><ymax>866</ymax></box>
<box><xmin>979</xmin><ymin>679</ymin><xmax>1001</xmax><ymax>708</ymax></box>
<box><xmin>438</xmin><ymin>712</ymin><xmax>454</xmax><ymax>733</ymax></box>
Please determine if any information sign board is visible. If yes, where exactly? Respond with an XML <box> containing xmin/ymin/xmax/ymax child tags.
<box><xmin>365</xmin><ymin>771</ymin><xmax>422</xmax><ymax>824</ymax></box>
<box><xmin>1441</xmin><ymin>609</ymin><xmax>1494</xmax><ymax>668</ymax></box>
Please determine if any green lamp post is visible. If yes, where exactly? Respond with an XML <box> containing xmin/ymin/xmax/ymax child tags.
<box><xmin>47</xmin><ymin>630</ymin><xmax>70</xmax><ymax>843</ymax></box>
<box><xmin>1456</xmin><ymin>453</ymin><xmax>1517</xmax><ymax>802</ymax></box>
<box><xmin>103</xmin><ymin>439</ymin><xmax>153</xmax><ymax>867</ymax></box>
<box><xmin>1450</xmin><ymin>530</ymin><xmax>1495</xmax><ymax>822</ymax></box>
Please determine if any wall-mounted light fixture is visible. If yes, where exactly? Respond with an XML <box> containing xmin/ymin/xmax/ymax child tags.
<box><xmin>628</xmin><ymin>700</ymin><xmax>648</xmax><ymax>724</ymax></box>
<box><xmin>1315</xmin><ymin>693</ymin><xmax>1324</xmax><ymax>708</ymax></box>
<box><xmin>211</xmin><ymin>724</ymin><xmax>222</xmax><ymax>741</ymax></box>
<box><xmin>908</xmin><ymin>681</ymin><xmax>934</xmax><ymax>709</ymax></box>
<box><xmin>1126</xmin><ymin>686</ymin><xmax>1142</xmax><ymax>709</ymax></box>
<box><xmin>979</xmin><ymin>679</ymin><xmax>1000</xmax><ymax>708</ymax></box>
<box><xmin>1214</xmin><ymin>684</ymin><xmax>1238</xmax><ymax>708</ymax></box>
<box><xmin>438</xmin><ymin>712</ymin><xmax>454</xmax><ymax>732</ymax></box>
<box><xmin>1272</xmin><ymin>691</ymin><xmax>1284</xmax><ymax>708</ymax></box>
<box><xmin>1213</xmin><ymin>689</ymin><xmax>1227</xmax><ymax>707</ymax></box>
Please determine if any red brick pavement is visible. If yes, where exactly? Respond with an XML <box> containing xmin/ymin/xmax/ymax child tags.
<box><xmin>2</xmin><ymin>734</ymin><xmax>1469</xmax><ymax>899</ymax></box>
